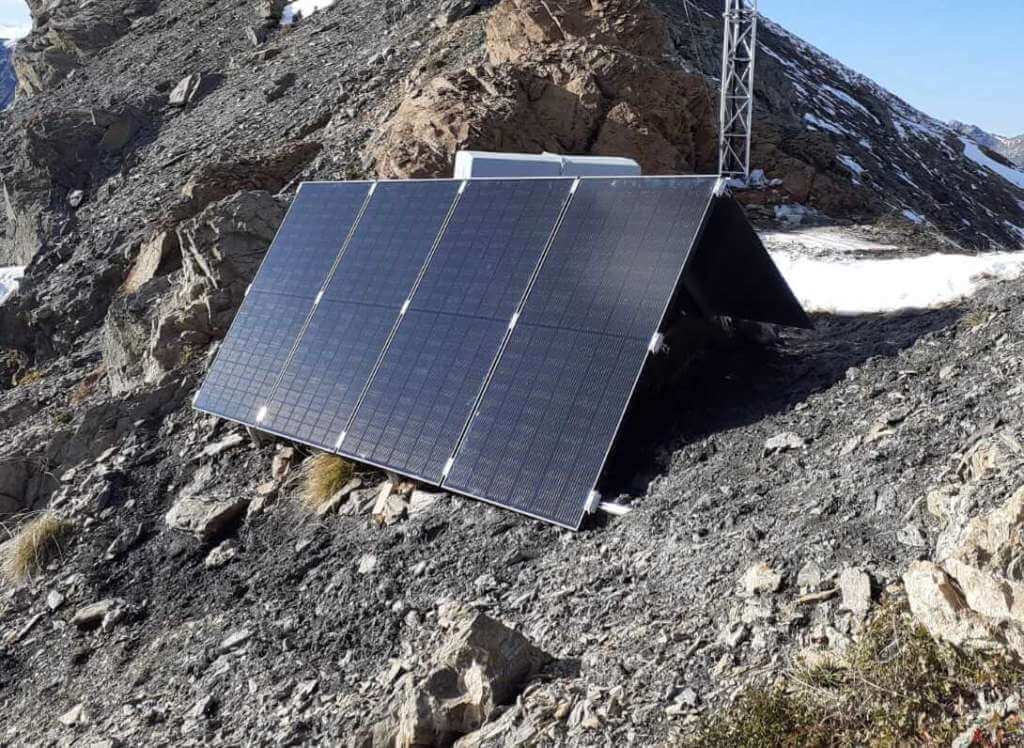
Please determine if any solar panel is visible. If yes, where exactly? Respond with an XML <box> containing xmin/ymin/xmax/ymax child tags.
<box><xmin>444</xmin><ymin>176</ymin><xmax>719</xmax><ymax>528</ymax></box>
<box><xmin>257</xmin><ymin>179</ymin><xmax>462</xmax><ymax>448</ymax></box>
<box><xmin>340</xmin><ymin>179</ymin><xmax>573</xmax><ymax>481</ymax></box>
<box><xmin>193</xmin><ymin>181</ymin><xmax>372</xmax><ymax>423</ymax></box>
<box><xmin>196</xmin><ymin>174</ymin><xmax>811</xmax><ymax>530</ymax></box>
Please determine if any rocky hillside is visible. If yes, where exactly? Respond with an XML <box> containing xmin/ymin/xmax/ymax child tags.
<box><xmin>953</xmin><ymin>121</ymin><xmax>1024</xmax><ymax>166</ymax></box>
<box><xmin>0</xmin><ymin>39</ymin><xmax>14</xmax><ymax>109</ymax></box>
<box><xmin>1</xmin><ymin>0</ymin><xmax>1024</xmax><ymax>745</ymax></box>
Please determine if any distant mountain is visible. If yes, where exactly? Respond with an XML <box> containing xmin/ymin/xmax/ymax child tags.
<box><xmin>951</xmin><ymin>121</ymin><xmax>1024</xmax><ymax>166</ymax></box>
<box><xmin>0</xmin><ymin>39</ymin><xmax>15</xmax><ymax>109</ymax></box>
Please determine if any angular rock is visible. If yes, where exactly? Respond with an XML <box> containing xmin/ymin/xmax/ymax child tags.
<box><xmin>376</xmin><ymin>612</ymin><xmax>550</xmax><ymax>745</ymax></box>
<box><xmin>255</xmin><ymin>0</ymin><xmax>286</xmax><ymax>21</ymax></box>
<box><xmin>168</xmin><ymin>73</ymin><xmax>204</xmax><ymax>106</ymax></box>
<box><xmin>219</xmin><ymin>628</ymin><xmax>252</xmax><ymax>652</ymax></box>
<box><xmin>58</xmin><ymin>702</ymin><xmax>89</xmax><ymax>727</ymax></box>
<box><xmin>121</xmin><ymin>231</ymin><xmax>182</xmax><ymax>295</ymax></box>
<box><xmin>205</xmin><ymin>539</ymin><xmax>240</xmax><ymax>568</ymax></box>
<box><xmin>838</xmin><ymin>567</ymin><xmax>872</xmax><ymax>616</ymax></box>
<box><xmin>165</xmin><ymin>496</ymin><xmax>248</xmax><ymax>542</ymax></box>
<box><xmin>906</xmin><ymin>486</ymin><xmax>1024</xmax><ymax>660</ymax></box>
<box><xmin>72</xmin><ymin>598</ymin><xmax>125</xmax><ymax>629</ymax></box>
<box><xmin>904</xmin><ymin>561</ymin><xmax>1007</xmax><ymax>654</ymax></box>
<box><xmin>739</xmin><ymin>561</ymin><xmax>783</xmax><ymax>596</ymax></box>
<box><xmin>763</xmin><ymin>431</ymin><xmax>807</xmax><ymax>456</ymax></box>
<box><xmin>316</xmin><ymin>477</ymin><xmax>362</xmax><ymax>516</ymax></box>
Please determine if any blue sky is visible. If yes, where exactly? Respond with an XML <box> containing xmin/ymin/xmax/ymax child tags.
<box><xmin>761</xmin><ymin>0</ymin><xmax>1024</xmax><ymax>135</ymax></box>
<box><xmin>1</xmin><ymin>0</ymin><xmax>1021</xmax><ymax>134</ymax></box>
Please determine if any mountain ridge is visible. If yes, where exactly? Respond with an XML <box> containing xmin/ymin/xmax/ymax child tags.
<box><xmin>950</xmin><ymin>120</ymin><xmax>1024</xmax><ymax>166</ymax></box>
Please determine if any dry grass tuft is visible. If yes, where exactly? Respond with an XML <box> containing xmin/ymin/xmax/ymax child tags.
<box><xmin>2</xmin><ymin>514</ymin><xmax>74</xmax><ymax>582</ymax></box>
<box><xmin>685</xmin><ymin>599</ymin><xmax>1024</xmax><ymax>747</ymax></box>
<box><xmin>69</xmin><ymin>365</ymin><xmax>107</xmax><ymax>406</ymax></box>
<box><xmin>14</xmin><ymin>368</ymin><xmax>42</xmax><ymax>387</ymax></box>
<box><xmin>301</xmin><ymin>453</ymin><xmax>355</xmax><ymax>511</ymax></box>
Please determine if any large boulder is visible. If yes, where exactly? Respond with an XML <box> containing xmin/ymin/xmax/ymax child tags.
<box><xmin>364</xmin><ymin>612</ymin><xmax>551</xmax><ymax>746</ymax></box>
<box><xmin>905</xmin><ymin>485</ymin><xmax>1024</xmax><ymax>660</ymax></box>
<box><xmin>372</xmin><ymin>0</ymin><xmax>716</xmax><ymax>179</ymax></box>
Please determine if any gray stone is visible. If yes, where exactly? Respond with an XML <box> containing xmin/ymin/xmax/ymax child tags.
<box><xmin>204</xmin><ymin>539</ymin><xmax>240</xmax><ymax>568</ymax></box>
<box><xmin>375</xmin><ymin>612</ymin><xmax>550</xmax><ymax>745</ymax></box>
<box><xmin>255</xmin><ymin>0</ymin><xmax>286</xmax><ymax>21</ymax></box>
<box><xmin>739</xmin><ymin>561</ymin><xmax>783</xmax><ymax>596</ymax></box>
<box><xmin>165</xmin><ymin>496</ymin><xmax>249</xmax><ymax>541</ymax></box>
<box><xmin>219</xmin><ymin>628</ymin><xmax>252</xmax><ymax>652</ymax></box>
<box><xmin>72</xmin><ymin>598</ymin><xmax>125</xmax><ymax>629</ymax></box>
<box><xmin>763</xmin><ymin>432</ymin><xmax>806</xmax><ymax>456</ymax></box>
<box><xmin>838</xmin><ymin>567</ymin><xmax>872</xmax><ymax>616</ymax></box>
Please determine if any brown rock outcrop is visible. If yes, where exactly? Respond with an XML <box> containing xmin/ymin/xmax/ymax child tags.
<box><xmin>373</xmin><ymin>0</ymin><xmax>717</xmax><ymax>179</ymax></box>
<box><xmin>905</xmin><ymin>485</ymin><xmax>1024</xmax><ymax>661</ymax></box>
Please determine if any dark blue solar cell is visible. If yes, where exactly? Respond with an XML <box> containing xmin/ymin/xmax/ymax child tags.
<box><xmin>193</xmin><ymin>291</ymin><xmax>313</xmax><ymax>425</ymax></box>
<box><xmin>444</xmin><ymin>324</ymin><xmax>644</xmax><ymax>528</ymax></box>
<box><xmin>250</xmin><ymin>182</ymin><xmax>372</xmax><ymax>299</ymax></box>
<box><xmin>409</xmin><ymin>179</ymin><xmax>574</xmax><ymax>318</ymax></box>
<box><xmin>259</xmin><ymin>300</ymin><xmax>397</xmax><ymax>448</ymax></box>
<box><xmin>521</xmin><ymin>177</ymin><xmax>718</xmax><ymax>337</ymax></box>
<box><xmin>444</xmin><ymin>176</ymin><xmax>719</xmax><ymax>528</ymax></box>
<box><xmin>322</xmin><ymin>180</ymin><xmax>462</xmax><ymax>306</ymax></box>
<box><xmin>259</xmin><ymin>180</ymin><xmax>462</xmax><ymax>446</ymax></box>
<box><xmin>341</xmin><ymin>312</ymin><xmax>508</xmax><ymax>480</ymax></box>
<box><xmin>340</xmin><ymin>179</ymin><xmax>573</xmax><ymax>481</ymax></box>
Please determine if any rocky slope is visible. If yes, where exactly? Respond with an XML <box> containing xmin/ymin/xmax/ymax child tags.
<box><xmin>953</xmin><ymin>121</ymin><xmax>1024</xmax><ymax>167</ymax></box>
<box><xmin>0</xmin><ymin>0</ymin><xmax>1024</xmax><ymax>745</ymax></box>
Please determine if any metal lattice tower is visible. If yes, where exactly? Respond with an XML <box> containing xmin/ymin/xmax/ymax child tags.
<box><xmin>718</xmin><ymin>0</ymin><xmax>759</xmax><ymax>180</ymax></box>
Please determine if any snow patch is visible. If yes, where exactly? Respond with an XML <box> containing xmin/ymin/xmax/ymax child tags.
<box><xmin>0</xmin><ymin>266</ymin><xmax>25</xmax><ymax>304</ymax></box>
<box><xmin>837</xmin><ymin>154</ymin><xmax>864</xmax><ymax>176</ymax></box>
<box><xmin>282</xmin><ymin>0</ymin><xmax>336</xmax><ymax>24</ymax></box>
<box><xmin>770</xmin><ymin>250</ymin><xmax>1024</xmax><ymax>314</ymax></box>
<box><xmin>823</xmin><ymin>85</ymin><xmax>879</xmax><ymax>124</ymax></box>
<box><xmin>902</xmin><ymin>209</ymin><xmax>926</xmax><ymax>225</ymax></box>
<box><xmin>803</xmin><ymin>112</ymin><xmax>850</xmax><ymax>137</ymax></box>
<box><xmin>961</xmin><ymin>137</ymin><xmax>1024</xmax><ymax>189</ymax></box>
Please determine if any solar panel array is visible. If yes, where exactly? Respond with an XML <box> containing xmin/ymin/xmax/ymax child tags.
<box><xmin>195</xmin><ymin>175</ymin><xmax>808</xmax><ymax>528</ymax></box>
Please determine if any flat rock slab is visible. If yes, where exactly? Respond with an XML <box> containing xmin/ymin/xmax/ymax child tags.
<box><xmin>165</xmin><ymin>496</ymin><xmax>248</xmax><ymax>541</ymax></box>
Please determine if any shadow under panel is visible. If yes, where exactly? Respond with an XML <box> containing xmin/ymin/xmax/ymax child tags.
<box><xmin>340</xmin><ymin>178</ymin><xmax>574</xmax><ymax>482</ymax></box>
<box><xmin>193</xmin><ymin>291</ymin><xmax>313</xmax><ymax>425</ymax></box>
<box><xmin>682</xmin><ymin>196</ymin><xmax>812</xmax><ymax>329</ymax></box>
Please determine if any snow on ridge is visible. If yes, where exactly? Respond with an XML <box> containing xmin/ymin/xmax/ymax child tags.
<box><xmin>803</xmin><ymin>112</ymin><xmax>850</xmax><ymax>137</ymax></box>
<box><xmin>282</xmin><ymin>0</ymin><xmax>336</xmax><ymax>25</ymax></box>
<box><xmin>837</xmin><ymin>154</ymin><xmax>865</xmax><ymax>176</ymax></box>
<box><xmin>760</xmin><ymin>15</ymin><xmax>950</xmax><ymax>144</ymax></box>
<box><xmin>960</xmin><ymin>137</ymin><xmax>1024</xmax><ymax>190</ymax></box>
<box><xmin>0</xmin><ymin>266</ymin><xmax>25</xmax><ymax>304</ymax></box>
